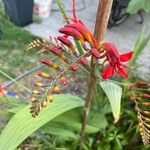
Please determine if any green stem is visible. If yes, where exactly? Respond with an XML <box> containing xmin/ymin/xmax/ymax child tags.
<box><xmin>0</xmin><ymin>70</ymin><xmax>31</xmax><ymax>93</ymax></box>
<box><xmin>55</xmin><ymin>0</ymin><xmax>69</xmax><ymax>24</ymax></box>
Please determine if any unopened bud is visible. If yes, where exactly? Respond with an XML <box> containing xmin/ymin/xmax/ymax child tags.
<box><xmin>90</xmin><ymin>48</ymin><xmax>100</xmax><ymax>58</ymax></box>
<box><xmin>47</xmin><ymin>95</ymin><xmax>53</xmax><ymax>102</ymax></box>
<box><xmin>33</xmin><ymin>82</ymin><xmax>47</xmax><ymax>87</ymax></box>
<box><xmin>36</xmin><ymin>71</ymin><xmax>50</xmax><ymax>79</ymax></box>
<box><xmin>53</xmin><ymin>86</ymin><xmax>61</xmax><ymax>94</ymax></box>
<box><xmin>59</xmin><ymin>27</ymin><xmax>85</xmax><ymax>44</ymax></box>
<box><xmin>79</xmin><ymin>57</ymin><xmax>89</xmax><ymax>66</ymax></box>
<box><xmin>70</xmin><ymin>64</ymin><xmax>78</xmax><ymax>71</ymax></box>
<box><xmin>60</xmin><ymin>77</ymin><xmax>68</xmax><ymax>85</ymax></box>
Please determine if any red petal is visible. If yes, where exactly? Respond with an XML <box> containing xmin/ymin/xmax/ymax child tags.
<box><xmin>116</xmin><ymin>67</ymin><xmax>128</xmax><ymax>78</ymax></box>
<box><xmin>120</xmin><ymin>51</ymin><xmax>133</xmax><ymax>62</ymax></box>
<box><xmin>102</xmin><ymin>65</ymin><xmax>114</xmax><ymax>79</ymax></box>
<box><xmin>102</xmin><ymin>42</ymin><xmax>120</xmax><ymax>58</ymax></box>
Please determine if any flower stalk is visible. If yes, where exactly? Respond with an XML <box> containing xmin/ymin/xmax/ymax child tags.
<box><xmin>79</xmin><ymin>0</ymin><xmax>113</xmax><ymax>149</ymax></box>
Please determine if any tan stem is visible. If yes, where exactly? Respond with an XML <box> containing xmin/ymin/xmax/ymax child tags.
<box><xmin>79</xmin><ymin>0</ymin><xmax>113</xmax><ymax>149</ymax></box>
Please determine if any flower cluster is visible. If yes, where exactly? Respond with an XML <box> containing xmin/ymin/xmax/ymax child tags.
<box><xmin>27</xmin><ymin>0</ymin><xmax>133</xmax><ymax>117</ymax></box>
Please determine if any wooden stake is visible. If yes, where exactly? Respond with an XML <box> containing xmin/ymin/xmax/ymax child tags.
<box><xmin>79</xmin><ymin>0</ymin><xmax>113</xmax><ymax>149</ymax></box>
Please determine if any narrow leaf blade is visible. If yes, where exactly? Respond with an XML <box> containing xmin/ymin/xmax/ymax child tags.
<box><xmin>0</xmin><ymin>94</ymin><xmax>84</xmax><ymax>150</ymax></box>
<box><xmin>100</xmin><ymin>81</ymin><xmax>122</xmax><ymax>123</ymax></box>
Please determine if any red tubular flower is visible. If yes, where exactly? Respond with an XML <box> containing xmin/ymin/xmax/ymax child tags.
<box><xmin>101</xmin><ymin>42</ymin><xmax>133</xmax><ymax>79</ymax></box>
<box><xmin>70</xmin><ymin>0</ymin><xmax>97</xmax><ymax>48</ymax></box>
<box><xmin>65</xmin><ymin>21</ymin><xmax>97</xmax><ymax>48</ymax></box>
<box><xmin>59</xmin><ymin>27</ymin><xmax>85</xmax><ymax>45</ymax></box>
<box><xmin>57</xmin><ymin>36</ymin><xmax>74</xmax><ymax>49</ymax></box>
<box><xmin>57</xmin><ymin>36</ymin><xmax>79</xmax><ymax>57</ymax></box>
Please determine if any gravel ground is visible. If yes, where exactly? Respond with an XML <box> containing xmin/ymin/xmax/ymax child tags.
<box><xmin>24</xmin><ymin>0</ymin><xmax>149</xmax><ymax>80</ymax></box>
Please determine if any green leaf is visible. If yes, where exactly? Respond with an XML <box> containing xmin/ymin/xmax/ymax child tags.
<box><xmin>144</xmin><ymin>0</ymin><xmax>150</xmax><ymax>13</ymax></box>
<box><xmin>52</xmin><ymin>108</ymin><xmax>100</xmax><ymax>133</ymax></box>
<box><xmin>40</xmin><ymin>121</ymin><xmax>76</xmax><ymax>139</ymax></box>
<box><xmin>0</xmin><ymin>94</ymin><xmax>84</xmax><ymax>150</ymax></box>
<box><xmin>127</xmin><ymin>0</ymin><xmax>144</xmax><ymax>14</ymax></box>
<box><xmin>129</xmin><ymin>27</ymin><xmax>150</xmax><ymax>66</ymax></box>
<box><xmin>100</xmin><ymin>81</ymin><xmax>122</xmax><ymax>123</ymax></box>
<box><xmin>89</xmin><ymin>110</ymin><xmax>108</xmax><ymax>130</ymax></box>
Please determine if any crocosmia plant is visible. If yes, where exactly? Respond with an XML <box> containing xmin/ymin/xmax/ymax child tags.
<box><xmin>24</xmin><ymin>0</ymin><xmax>150</xmax><ymax>149</ymax></box>
<box><xmin>27</xmin><ymin>0</ymin><xmax>132</xmax><ymax>117</ymax></box>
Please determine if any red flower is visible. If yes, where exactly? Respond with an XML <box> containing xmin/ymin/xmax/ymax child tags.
<box><xmin>58</xmin><ymin>0</ymin><xmax>98</xmax><ymax>49</ymax></box>
<box><xmin>101</xmin><ymin>42</ymin><xmax>133</xmax><ymax>79</ymax></box>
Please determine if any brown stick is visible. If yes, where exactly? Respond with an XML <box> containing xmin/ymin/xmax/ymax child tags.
<box><xmin>79</xmin><ymin>0</ymin><xmax>113</xmax><ymax>149</ymax></box>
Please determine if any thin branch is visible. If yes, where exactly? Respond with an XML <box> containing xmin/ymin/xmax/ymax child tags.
<box><xmin>79</xmin><ymin>0</ymin><xmax>113</xmax><ymax>149</ymax></box>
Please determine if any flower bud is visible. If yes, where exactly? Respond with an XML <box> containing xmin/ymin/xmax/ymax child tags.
<box><xmin>47</xmin><ymin>95</ymin><xmax>53</xmax><ymax>102</ymax></box>
<box><xmin>32</xmin><ymin>90</ymin><xmax>41</xmax><ymax>95</ymax></box>
<box><xmin>57</xmin><ymin>36</ymin><xmax>74</xmax><ymax>49</ymax></box>
<box><xmin>60</xmin><ymin>77</ymin><xmax>68</xmax><ymax>85</ymax></box>
<box><xmin>33</xmin><ymin>82</ymin><xmax>47</xmax><ymax>87</ymax></box>
<box><xmin>90</xmin><ymin>48</ymin><xmax>100</xmax><ymax>58</ymax></box>
<box><xmin>42</xmin><ymin>100</ymin><xmax>47</xmax><ymax>107</ymax></box>
<box><xmin>129</xmin><ymin>96</ymin><xmax>135</xmax><ymax>102</ymax></box>
<box><xmin>48</xmin><ymin>47</ymin><xmax>61</xmax><ymax>55</ymax></box>
<box><xmin>41</xmin><ymin>58</ymin><xmax>63</xmax><ymax>71</ymax></box>
<box><xmin>139</xmin><ymin>94</ymin><xmax>150</xmax><ymax>99</ymax></box>
<box><xmin>36</xmin><ymin>71</ymin><xmax>50</xmax><ymax>79</ymax></box>
<box><xmin>70</xmin><ymin>63</ymin><xmax>78</xmax><ymax>71</ymax></box>
<box><xmin>31</xmin><ymin>97</ymin><xmax>37</xmax><ymax>102</ymax></box>
<box><xmin>59</xmin><ymin>27</ymin><xmax>85</xmax><ymax>44</ymax></box>
<box><xmin>53</xmin><ymin>86</ymin><xmax>61</xmax><ymax>94</ymax></box>
<box><xmin>79</xmin><ymin>57</ymin><xmax>89</xmax><ymax>66</ymax></box>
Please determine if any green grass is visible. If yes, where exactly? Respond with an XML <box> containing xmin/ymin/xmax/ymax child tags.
<box><xmin>0</xmin><ymin>10</ymin><xmax>39</xmax><ymax>81</ymax></box>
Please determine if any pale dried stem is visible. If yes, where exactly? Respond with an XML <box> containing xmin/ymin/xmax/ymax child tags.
<box><xmin>79</xmin><ymin>0</ymin><xmax>113</xmax><ymax>149</ymax></box>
